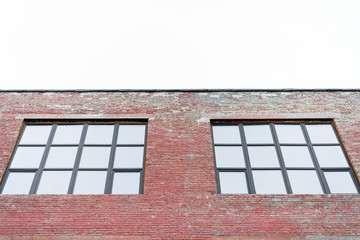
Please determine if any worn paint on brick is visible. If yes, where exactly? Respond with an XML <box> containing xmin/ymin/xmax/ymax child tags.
<box><xmin>0</xmin><ymin>91</ymin><xmax>359</xmax><ymax>239</ymax></box>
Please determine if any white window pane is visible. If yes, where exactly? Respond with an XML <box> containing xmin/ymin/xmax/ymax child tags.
<box><xmin>118</xmin><ymin>125</ymin><xmax>146</xmax><ymax>144</ymax></box>
<box><xmin>113</xmin><ymin>147</ymin><xmax>144</xmax><ymax>169</ymax></box>
<box><xmin>2</xmin><ymin>172</ymin><xmax>35</xmax><ymax>194</ymax></box>
<box><xmin>20</xmin><ymin>125</ymin><xmax>51</xmax><ymax>144</ymax></box>
<box><xmin>85</xmin><ymin>125</ymin><xmax>114</xmax><ymax>144</ymax></box>
<box><xmin>73</xmin><ymin>171</ymin><xmax>107</xmax><ymax>194</ymax></box>
<box><xmin>288</xmin><ymin>170</ymin><xmax>323</xmax><ymax>194</ymax></box>
<box><xmin>219</xmin><ymin>172</ymin><xmax>247</xmax><ymax>194</ymax></box>
<box><xmin>45</xmin><ymin>147</ymin><xmax>78</xmax><ymax>168</ymax></box>
<box><xmin>314</xmin><ymin>146</ymin><xmax>349</xmax><ymax>168</ymax></box>
<box><xmin>248</xmin><ymin>146</ymin><xmax>279</xmax><ymax>167</ymax></box>
<box><xmin>112</xmin><ymin>172</ymin><xmax>140</xmax><ymax>194</ymax></box>
<box><xmin>281</xmin><ymin>146</ymin><xmax>314</xmax><ymax>168</ymax></box>
<box><xmin>324</xmin><ymin>172</ymin><xmax>358</xmax><ymax>194</ymax></box>
<box><xmin>215</xmin><ymin>146</ymin><xmax>245</xmax><ymax>168</ymax></box>
<box><xmin>244</xmin><ymin>125</ymin><xmax>273</xmax><ymax>144</ymax></box>
<box><xmin>306</xmin><ymin>124</ymin><xmax>339</xmax><ymax>144</ymax></box>
<box><xmin>52</xmin><ymin>125</ymin><xmax>83</xmax><ymax>144</ymax></box>
<box><xmin>252</xmin><ymin>170</ymin><xmax>287</xmax><ymax>194</ymax></box>
<box><xmin>10</xmin><ymin>147</ymin><xmax>44</xmax><ymax>169</ymax></box>
<box><xmin>212</xmin><ymin>126</ymin><xmax>241</xmax><ymax>144</ymax></box>
<box><xmin>275</xmin><ymin>125</ymin><xmax>306</xmax><ymax>143</ymax></box>
<box><xmin>79</xmin><ymin>147</ymin><xmax>111</xmax><ymax>168</ymax></box>
<box><xmin>37</xmin><ymin>171</ymin><xmax>72</xmax><ymax>194</ymax></box>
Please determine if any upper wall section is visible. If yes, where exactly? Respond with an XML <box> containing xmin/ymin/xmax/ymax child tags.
<box><xmin>0</xmin><ymin>90</ymin><xmax>359</xmax><ymax>238</ymax></box>
<box><xmin>0</xmin><ymin>90</ymin><xmax>359</xmax><ymax>193</ymax></box>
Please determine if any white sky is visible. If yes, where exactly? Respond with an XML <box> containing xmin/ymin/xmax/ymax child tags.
<box><xmin>0</xmin><ymin>0</ymin><xmax>359</xmax><ymax>90</ymax></box>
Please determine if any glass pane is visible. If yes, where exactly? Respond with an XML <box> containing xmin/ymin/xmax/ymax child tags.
<box><xmin>2</xmin><ymin>172</ymin><xmax>35</xmax><ymax>194</ymax></box>
<box><xmin>314</xmin><ymin>146</ymin><xmax>349</xmax><ymax>168</ymax></box>
<box><xmin>212</xmin><ymin>126</ymin><xmax>241</xmax><ymax>144</ymax></box>
<box><xmin>85</xmin><ymin>125</ymin><xmax>114</xmax><ymax>144</ymax></box>
<box><xmin>112</xmin><ymin>172</ymin><xmax>140</xmax><ymax>194</ymax></box>
<box><xmin>118</xmin><ymin>125</ymin><xmax>146</xmax><ymax>144</ymax></box>
<box><xmin>306</xmin><ymin>124</ymin><xmax>338</xmax><ymax>144</ymax></box>
<box><xmin>79</xmin><ymin>147</ymin><xmax>111</xmax><ymax>168</ymax></box>
<box><xmin>20</xmin><ymin>125</ymin><xmax>51</xmax><ymax>144</ymax></box>
<box><xmin>52</xmin><ymin>125</ymin><xmax>83</xmax><ymax>144</ymax></box>
<box><xmin>37</xmin><ymin>171</ymin><xmax>72</xmax><ymax>194</ymax></box>
<box><xmin>244</xmin><ymin>125</ymin><xmax>273</xmax><ymax>144</ymax></box>
<box><xmin>275</xmin><ymin>125</ymin><xmax>306</xmax><ymax>143</ymax></box>
<box><xmin>73</xmin><ymin>171</ymin><xmax>107</xmax><ymax>194</ymax></box>
<box><xmin>288</xmin><ymin>170</ymin><xmax>323</xmax><ymax>194</ymax></box>
<box><xmin>45</xmin><ymin>147</ymin><xmax>78</xmax><ymax>168</ymax></box>
<box><xmin>10</xmin><ymin>147</ymin><xmax>44</xmax><ymax>169</ymax></box>
<box><xmin>248</xmin><ymin>146</ymin><xmax>279</xmax><ymax>167</ymax></box>
<box><xmin>281</xmin><ymin>146</ymin><xmax>314</xmax><ymax>168</ymax></box>
<box><xmin>219</xmin><ymin>172</ymin><xmax>247</xmax><ymax>194</ymax></box>
<box><xmin>252</xmin><ymin>170</ymin><xmax>287</xmax><ymax>194</ymax></box>
<box><xmin>214</xmin><ymin>146</ymin><xmax>245</xmax><ymax>168</ymax></box>
<box><xmin>113</xmin><ymin>147</ymin><xmax>144</xmax><ymax>169</ymax></box>
<box><xmin>324</xmin><ymin>172</ymin><xmax>358</xmax><ymax>194</ymax></box>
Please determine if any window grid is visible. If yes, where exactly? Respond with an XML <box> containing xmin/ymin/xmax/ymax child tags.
<box><xmin>0</xmin><ymin>122</ymin><xmax>147</xmax><ymax>194</ymax></box>
<box><xmin>30</xmin><ymin>124</ymin><xmax>57</xmax><ymax>194</ymax></box>
<box><xmin>67</xmin><ymin>123</ymin><xmax>88</xmax><ymax>194</ymax></box>
<box><xmin>300</xmin><ymin>124</ymin><xmax>330</xmax><ymax>193</ymax></box>
<box><xmin>212</xmin><ymin>121</ymin><xmax>360</xmax><ymax>194</ymax></box>
<box><xmin>269</xmin><ymin>123</ymin><xmax>293</xmax><ymax>194</ymax></box>
<box><xmin>238</xmin><ymin>124</ymin><xmax>255</xmax><ymax>194</ymax></box>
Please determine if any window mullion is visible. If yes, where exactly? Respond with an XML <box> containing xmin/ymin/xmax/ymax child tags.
<box><xmin>270</xmin><ymin>123</ymin><xmax>293</xmax><ymax>194</ymax></box>
<box><xmin>139</xmin><ymin>123</ymin><xmax>148</xmax><ymax>194</ymax></box>
<box><xmin>104</xmin><ymin>124</ymin><xmax>119</xmax><ymax>194</ymax></box>
<box><xmin>211</xmin><ymin>125</ymin><xmax>221</xmax><ymax>194</ymax></box>
<box><xmin>67</xmin><ymin>124</ymin><xmax>88</xmax><ymax>194</ymax></box>
<box><xmin>301</xmin><ymin>123</ymin><xmax>331</xmax><ymax>194</ymax></box>
<box><xmin>0</xmin><ymin>171</ymin><xmax>10</xmax><ymax>194</ymax></box>
<box><xmin>239</xmin><ymin>124</ymin><xmax>255</xmax><ymax>194</ymax></box>
<box><xmin>348</xmin><ymin>170</ymin><xmax>360</xmax><ymax>193</ymax></box>
<box><xmin>29</xmin><ymin>124</ymin><xmax>57</xmax><ymax>194</ymax></box>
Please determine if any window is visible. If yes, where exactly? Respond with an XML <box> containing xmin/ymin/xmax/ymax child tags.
<box><xmin>0</xmin><ymin>121</ymin><xmax>147</xmax><ymax>194</ymax></box>
<box><xmin>212</xmin><ymin>121</ymin><xmax>360</xmax><ymax>194</ymax></box>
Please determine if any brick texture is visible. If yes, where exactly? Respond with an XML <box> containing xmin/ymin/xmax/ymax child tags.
<box><xmin>0</xmin><ymin>91</ymin><xmax>359</xmax><ymax>239</ymax></box>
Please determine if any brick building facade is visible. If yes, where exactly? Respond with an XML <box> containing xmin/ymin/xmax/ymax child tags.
<box><xmin>0</xmin><ymin>90</ymin><xmax>359</xmax><ymax>239</ymax></box>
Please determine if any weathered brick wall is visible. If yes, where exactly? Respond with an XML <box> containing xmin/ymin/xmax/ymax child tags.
<box><xmin>0</xmin><ymin>91</ymin><xmax>359</xmax><ymax>239</ymax></box>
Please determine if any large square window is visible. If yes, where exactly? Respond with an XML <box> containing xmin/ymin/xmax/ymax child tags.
<box><xmin>0</xmin><ymin>121</ymin><xmax>147</xmax><ymax>195</ymax></box>
<box><xmin>212</xmin><ymin>121</ymin><xmax>359</xmax><ymax>194</ymax></box>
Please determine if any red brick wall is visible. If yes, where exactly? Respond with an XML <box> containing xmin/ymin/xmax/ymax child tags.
<box><xmin>0</xmin><ymin>91</ymin><xmax>359</xmax><ymax>239</ymax></box>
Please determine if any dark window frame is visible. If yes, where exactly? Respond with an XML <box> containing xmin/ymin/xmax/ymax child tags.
<box><xmin>211</xmin><ymin>120</ymin><xmax>360</xmax><ymax>194</ymax></box>
<box><xmin>0</xmin><ymin>120</ymin><xmax>148</xmax><ymax>194</ymax></box>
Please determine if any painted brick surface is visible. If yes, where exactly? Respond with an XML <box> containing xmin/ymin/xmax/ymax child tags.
<box><xmin>0</xmin><ymin>91</ymin><xmax>359</xmax><ymax>239</ymax></box>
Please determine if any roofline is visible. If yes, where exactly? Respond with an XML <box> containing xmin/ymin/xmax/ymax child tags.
<box><xmin>0</xmin><ymin>89</ymin><xmax>360</xmax><ymax>93</ymax></box>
